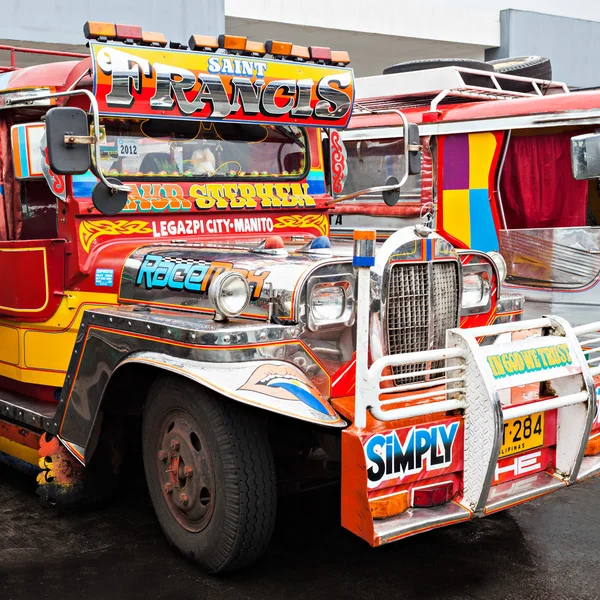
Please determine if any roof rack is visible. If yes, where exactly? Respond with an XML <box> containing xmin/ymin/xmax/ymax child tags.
<box><xmin>354</xmin><ymin>66</ymin><xmax>570</xmax><ymax>114</ymax></box>
<box><xmin>0</xmin><ymin>44</ymin><xmax>88</xmax><ymax>73</ymax></box>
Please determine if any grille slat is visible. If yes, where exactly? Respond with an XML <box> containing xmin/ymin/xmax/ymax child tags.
<box><xmin>387</xmin><ymin>261</ymin><xmax>459</xmax><ymax>384</ymax></box>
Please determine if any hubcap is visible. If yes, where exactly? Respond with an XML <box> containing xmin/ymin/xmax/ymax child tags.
<box><xmin>156</xmin><ymin>409</ymin><xmax>215</xmax><ymax>532</ymax></box>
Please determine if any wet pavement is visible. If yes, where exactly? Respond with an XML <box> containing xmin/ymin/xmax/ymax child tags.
<box><xmin>1</xmin><ymin>462</ymin><xmax>600</xmax><ymax>600</ymax></box>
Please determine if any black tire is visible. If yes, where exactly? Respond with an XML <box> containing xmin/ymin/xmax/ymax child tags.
<box><xmin>142</xmin><ymin>375</ymin><xmax>277</xmax><ymax>573</ymax></box>
<box><xmin>488</xmin><ymin>55</ymin><xmax>552</xmax><ymax>81</ymax></box>
<box><xmin>383</xmin><ymin>58</ymin><xmax>494</xmax><ymax>75</ymax></box>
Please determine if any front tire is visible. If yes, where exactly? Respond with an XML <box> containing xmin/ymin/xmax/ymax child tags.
<box><xmin>142</xmin><ymin>375</ymin><xmax>277</xmax><ymax>573</ymax></box>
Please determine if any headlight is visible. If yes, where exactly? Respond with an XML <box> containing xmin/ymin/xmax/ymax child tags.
<box><xmin>461</xmin><ymin>264</ymin><xmax>492</xmax><ymax>315</ymax></box>
<box><xmin>208</xmin><ymin>271</ymin><xmax>251</xmax><ymax>320</ymax></box>
<box><xmin>307</xmin><ymin>275</ymin><xmax>355</xmax><ymax>331</ymax></box>
<box><xmin>312</xmin><ymin>285</ymin><xmax>345</xmax><ymax>321</ymax></box>
<box><xmin>488</xmin><ymin>251</ymin><xmax>507</xmax><ymax>284</ymax></box>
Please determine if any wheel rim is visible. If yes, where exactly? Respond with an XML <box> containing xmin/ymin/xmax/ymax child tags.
<box><xmin>156</xmin><ymin>409</ymin><xmax>216</xmax><ymax>533</ymax></box>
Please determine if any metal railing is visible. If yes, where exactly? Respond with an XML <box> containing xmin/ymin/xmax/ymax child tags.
<box><xmin>573</xmin><ymin>322</ymin><xmax>600</xmax><ymax>377</ymax></box>
<box><xmin>0</xmin><ymin>44</ymin><xmax>87</xmax><ymax>72</ymax></box>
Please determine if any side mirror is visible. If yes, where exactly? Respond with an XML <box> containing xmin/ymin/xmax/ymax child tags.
<box><xmin>406</xmin><ymin>123</ymin><xmax>422</xmax><ymax>176</ymax></box>
<box><xmin>45</xmin><ymin>107</ymin><xmax>92</xmax><ymax>175</ymax></box>
<box><xmin>571</xmin><ymin>133</ymin><xmax>600</xmax><ymax>180</ymax></box>
<box><xmin>382</xmin><ymin>176</ymin><xmax>400</xmax><ymax>206</ymax></box>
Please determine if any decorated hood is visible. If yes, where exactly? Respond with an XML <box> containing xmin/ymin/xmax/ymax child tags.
<box><xmin>120</xmin><ymin>243</ymin><xmax>348</xmax><ymax>321</ymax></box>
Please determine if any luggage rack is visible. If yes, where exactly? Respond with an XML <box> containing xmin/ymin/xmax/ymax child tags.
<box><xmin>0</xmin><ymin>44</ymin><xmax>87</xmax><ymax>72</ymax></box>
<box><xmin>354</xmin><ymin>66</ymin><xmax>571</xmax><ymax>113</ymax></box>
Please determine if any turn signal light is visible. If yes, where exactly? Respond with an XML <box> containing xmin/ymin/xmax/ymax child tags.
<box><xmin>189</xmin><ymin>34</ymin><xmax>219</xmax><ymax>52</ymax></box>
<box><xmin>309</xmin><ymin>46</ymin><xmax>332</xmax><ymax>64</ymax></box>
<box><xmin>291</xmin><ymin>45</ymin><xmax>310</xmax><ymax>62</ymax></box>
<box><xmin>412</xmin><ymin>482</ymin><xmax>454</xmax><ymax>508</ymax></box>
<box><xmin>83</xmin><ymin>21</ymin><xmax>117</xmax><ymax>40</ymax></box>
<box><xmin>370</xmin><ymin>492</ymin><xmax>409</xmax><ymax>519</ymax></box>
<box><xmin>218</xmin><ymin>34</ymin><xmax>247</xmax><ymax>52</ymax></box>
<box><xmin>265</xmin><ymin>40</ymin><xmax>293</xmax><ymax>57</ymax></box>
<box><xmin>245</xmin><ymin>40</ymin><xmax>266</xmax><ymax>56</ymax></box>
<box><xmin>115</xmin><ymin>24</ymin><xmax>143</xmax><ymax>43</ymax></box>
<box><xmin>142</xmin><ymin>31</ymin><xmax>167</xmax><ymax>47</ymax></box>
<box><xmin>331</xmin><ymin>50</ymin><xmax>350</xmax><ymax>66</ymax></box>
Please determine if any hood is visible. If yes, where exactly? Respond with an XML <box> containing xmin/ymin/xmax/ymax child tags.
<box><xmin>120</xmin><ymin>243</ymin><xmax>348</xmax><ymax>321</ymax></box>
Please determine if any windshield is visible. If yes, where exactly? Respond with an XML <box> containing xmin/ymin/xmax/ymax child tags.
<box><xmin>339</xmin><ymin>138</ymin><xmax>421</xmax><ymax>201</ymax></box>
<box><xmin>99</xmin><ymin>119</ymin><xmax>307</xmax><ymax>180</ymax></box>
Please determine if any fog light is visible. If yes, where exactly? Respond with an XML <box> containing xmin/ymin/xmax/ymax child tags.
<box><xmin>411</xmin><ymin>482</ymin><xmax>454</xmax><ymax>508</ymax></box>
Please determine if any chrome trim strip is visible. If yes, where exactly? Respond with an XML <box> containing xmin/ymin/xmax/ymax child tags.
<box><xmin>373</xmin><ymin>501</ymin><xmax>471</xmax><ymax>545</ymax></box>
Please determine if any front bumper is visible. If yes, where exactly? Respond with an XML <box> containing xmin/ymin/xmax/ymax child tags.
<box><xmin>342</xmin><ymin>315</ymin><xmax>600</xmax><ymax>546</ymax></box>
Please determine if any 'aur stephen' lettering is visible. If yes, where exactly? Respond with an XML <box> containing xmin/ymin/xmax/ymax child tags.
<box><xmin>124</xmin><ymin>182</ymin><xmax>316</xmax><ymax>213</ymax></box>
<box><xmin>487</xmin><ymin>343</ymin><xmax>573</xmax><ymax>379</ymax></box>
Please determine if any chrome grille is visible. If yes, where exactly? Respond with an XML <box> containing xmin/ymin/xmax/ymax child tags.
<box><xmin>387</xmin><ymin>261</ymin><xmax>460</xmax><ymax>383</ymax></box>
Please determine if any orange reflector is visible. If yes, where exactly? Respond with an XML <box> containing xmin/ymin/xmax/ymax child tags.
<box><xmin>369</xmin><ymin>492</ymin><xmax>409</xmax><ymax>519</ymax></box>
<box><xmin>83</xmin><ymin>21</ymin><xmax>117</xmax><ymax>40</ymax></box>
<box><xmin>245</xmin><ymin>40</ymin><xmax>266</xmax><ymax>56</ymax></box>
<box><xmin>188</xmin><ymin>35</ymin><xmax>219</xmax><ymax>51</ymax></box>
<box><xmin>291</xmin><ymin>45</ymin><xmax>310</xmax><ymax>61</ymax></box>
<box><xmin>218</xmin><ymin>34</ymin><xmax>247</xmax><ymax>51</ymax></box>
<box><xmin>265</xmin><ymin>40</ymin><xmax>293</xmax><ymax>56</ymax></box>
<box><xmin>354</xmin><ymin>229</ymin><xmax>376</xmax><ymax>241</ymax></box>
<box><xmin>331</xmin><ymin>50</ymin><xmax>350</xmax><ymax>66</ymax></box>
<box><xmin>115</xmin><ymin>24</ymin><xmax>143</xmax><ymax>42</ymax></box>
<box><xmin>142</xmin><ymin>31</ymin><xmax>167</xmax><ymax>47</ymax></box>
<box><xmin>309</xmin><ymin>46</ymin><xmax>332</xmax><ymax>63</ymax></box>
<box><xmin>585</xmin><ymin>434</ymin><xmax>600</xmax><ymax>456</ymax></box>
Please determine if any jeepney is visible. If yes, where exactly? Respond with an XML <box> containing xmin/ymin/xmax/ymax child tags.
<box><xmin>337</xmin><ymin>58</ymin><xmax>600</xmax><ymax>325</ymax></box>
<box><xmin>1</xmin><ymin>28</ymin><xmax>600</xmax><ymax>574</ymax></box>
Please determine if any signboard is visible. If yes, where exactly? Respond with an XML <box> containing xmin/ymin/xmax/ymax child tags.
<box><xmin>480</xmin><ymin>335</ymin><xmax>581</xmax><ymax>389</ymax></box>
<box><xmin>91</xmin><ymin>43</ymin><xmax>354</xmax><ymax>128</ymax></box>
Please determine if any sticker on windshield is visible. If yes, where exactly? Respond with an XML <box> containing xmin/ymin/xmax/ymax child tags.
<box><xmin>118</xmin><ymin>139</ymin><xmax>138</xmax><ymax>157</ymax></box>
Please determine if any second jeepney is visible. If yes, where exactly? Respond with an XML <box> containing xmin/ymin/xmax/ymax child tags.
<box><xmin>1</xmin><ymin>23</ymin><xmax>600</xmax><ymax>573</ymax></box>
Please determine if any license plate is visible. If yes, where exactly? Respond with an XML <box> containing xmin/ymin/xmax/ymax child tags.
<box><xmin>499</xmin><ymin>412</ymin><xmax>545</xmax><ymax>458</ymax></box>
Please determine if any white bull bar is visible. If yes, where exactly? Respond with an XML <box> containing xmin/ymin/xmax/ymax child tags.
<box><xmin>352</xmin><ymin>235</ymin><xmax>600</xmax><ymax>514</ymax></box>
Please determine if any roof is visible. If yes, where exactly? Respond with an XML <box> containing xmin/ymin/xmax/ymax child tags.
<box><xmin>0</xmin><ymin>59</ymin><xmax>87</xmax><ymax>93</ymax></box>
<box><xmin>349</xmin><ymin>66</ymin><xmax>600</xmax><ymax>129</ymax></box>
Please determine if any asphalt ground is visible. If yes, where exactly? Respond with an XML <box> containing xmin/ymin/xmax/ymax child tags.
<box><xmin>1</xmin><ymin>461</ymin><xmax>600</xmax><ymax>600</ymax></box>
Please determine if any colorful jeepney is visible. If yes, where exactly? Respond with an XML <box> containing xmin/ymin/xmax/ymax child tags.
<box><xmin>338</xmin><ymin>61</ymin><xmax>600</xmax><ymax>325</ymax></box>
<box><xmin>1</xmin><ymin>27</ymin><xmax>600</xmax><ymax>573</ymax></box>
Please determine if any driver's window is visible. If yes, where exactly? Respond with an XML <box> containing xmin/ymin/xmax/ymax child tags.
<box><xmin>338</xmin><ymin>137</ymin><xmax>422</xmax><ymax>202</ymax></box>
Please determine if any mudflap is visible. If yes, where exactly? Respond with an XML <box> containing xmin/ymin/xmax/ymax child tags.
<box><xmin>36</xmin><ymin>422</ymin><xmax>122</xmax><ymax>509</ymax></box>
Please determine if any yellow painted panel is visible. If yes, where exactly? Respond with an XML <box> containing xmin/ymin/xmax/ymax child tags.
<box><xmin>442</xmin><ymin>189</ymin><xmax>471</xmax><ymax>246</ymax></box>
<box><xmin>468</xmin><ymin>132</ymin><xmax>497</xmax><ymax>189</ymax></box>
<box><xmin>0</xmin><ymin>436</ymin><xmax>40</xmax><ymax>465</ymax></box>
<box><xmin>0</xmin><ymin>326</ymin><xmax>19</xmax><ymax>365</ymax></box>
<box><xmin>25</xmin><ymin>329</ymin><xmax>78</xmax><ymax>371</ymax></box>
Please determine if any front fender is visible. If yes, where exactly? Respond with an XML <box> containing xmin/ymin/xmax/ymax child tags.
<box><xmin>118</xmin><ymin>352</ymin><xmax>345</xmax><ymax>427</ymax></box>
<box><xmin>53</xmin><ymin>306</ymin><xmax>345</xmax><ymax>464</ymax></box>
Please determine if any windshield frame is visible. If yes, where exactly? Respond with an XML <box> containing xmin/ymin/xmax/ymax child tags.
<box><xmin>95</xmin><ymin>117</ymin><xmax>312</xmax><ymax>184</ymax></box>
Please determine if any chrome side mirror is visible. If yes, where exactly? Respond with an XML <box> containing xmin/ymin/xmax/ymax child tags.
<box><xmin>571</xmin><ymin>133</ymin><xmax>600</xmax><ymax>180</ymax></box>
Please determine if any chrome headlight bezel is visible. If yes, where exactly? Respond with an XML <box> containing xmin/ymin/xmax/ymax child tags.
<box><xmin>208</xmin><ymin>271</ymin><xmax>251</xmax><ymax>320</ymax></box>
<box><xmin>488</xmin><ymin>251</ymin><xmax>507</xmax><ymax>284</ymax></box>
<box><xmin>460</xmin><ymin>263</ymin><xmax>493</xmax><ymax>315</ymax></box>
<box><xmin>306</xmin><ymin>273</ymin><xmax>355</xmax><ymax>331</ymax></box>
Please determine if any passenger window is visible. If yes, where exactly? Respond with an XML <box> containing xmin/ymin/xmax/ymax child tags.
<box><xmin>500</xmin><ymin>129</ymin><xmax>594</xmax><ymax>229</ymax></box>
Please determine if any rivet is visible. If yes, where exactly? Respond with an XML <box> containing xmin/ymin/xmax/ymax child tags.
<box><xmin>109</xmin><ymin>317</ymin><xmax>113</xmax><ymax>323</ymax></box>
<box><xmin>223</xmin><ymin>335</ymin><xmax>231</xmax><ymax>344</ymax></box>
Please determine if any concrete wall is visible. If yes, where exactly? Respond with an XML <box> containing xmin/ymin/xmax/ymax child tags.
<box><xmin>0</xmin><ymin>0</ymin><xmax>225</xmax><ymax>45</ymax></box>
<box><xmin>486</xmin><ymin>9</ymin><xmax>600</xmax><ymax>87</ymax></box>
